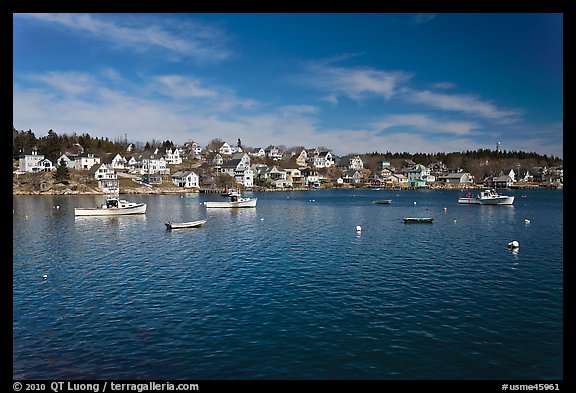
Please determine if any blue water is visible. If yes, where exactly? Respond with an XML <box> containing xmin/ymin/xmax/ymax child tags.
<box><xmin>12</xmin><ymin>189</ymin><xmax>563</xmax><ymax>380</ymax></box>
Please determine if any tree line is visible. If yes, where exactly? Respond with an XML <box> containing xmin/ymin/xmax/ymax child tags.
<box><xmin>13</xmin><ymin>128</ymin><xmax>562</xmax><ymax>169</ymax></box>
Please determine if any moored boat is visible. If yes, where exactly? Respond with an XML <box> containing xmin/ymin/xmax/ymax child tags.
<box><xmin>204</xmin><ymin>190</ymin><xmax>257</xmax><ymax>208</ymax></box>
<box><xmin>458</xmin><ymin>189</ymin><xmax>514</xmax><ymax>205</ymax></box>
<box><xmin>75</xmin><ymin>195</ymin><xmax>147</xmax><ymax>216</ymax></box>
<box><xmin>403</xmin><ymin>217</ymin><xmax>433</xmax><ymax>223</ymax></box>
<box><xmin>165</xmin><ymin>219</ymin><xmax>207</xmax><ymax>229</ymax></box>
<box><xmin>373</xmin><ymin>199</ymin><xmax>392</xmax><ymax>204</ymax></box>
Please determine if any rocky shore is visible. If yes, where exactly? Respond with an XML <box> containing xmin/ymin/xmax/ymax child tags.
<box><xmin>13</xmin><ymin>171</ymin><xmax>551</xmax><ymax>196</ymax></box>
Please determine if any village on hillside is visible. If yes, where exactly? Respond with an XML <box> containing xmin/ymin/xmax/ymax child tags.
<box><xmin>13</xmin><ymin>138</ymin><xmax>564</xmax><ymax>195</ymax></box>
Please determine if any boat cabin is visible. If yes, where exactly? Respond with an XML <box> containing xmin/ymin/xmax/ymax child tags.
<box><xmin>106</xmin><ymin>198</ymin><xmax>119</xmax><ymax>208</ymax></box>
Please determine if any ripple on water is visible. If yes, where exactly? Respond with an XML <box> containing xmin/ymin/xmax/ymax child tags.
<box><xmin>13</xmin><ymin>189</ymin><xmax>563</xmax><ymax>379</ymax></box>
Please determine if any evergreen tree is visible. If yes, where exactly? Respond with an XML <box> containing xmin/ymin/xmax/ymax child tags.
<box><xmin>53</xmin><ymin>158</ymin><xmax>71</xmax><ymax>183</ymax></box>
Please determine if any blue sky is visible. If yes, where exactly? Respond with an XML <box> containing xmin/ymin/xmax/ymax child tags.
<box><xmin>13</xmin><ymin>13</ymin><xmax>563</xmax><ymax>157</ymax></box>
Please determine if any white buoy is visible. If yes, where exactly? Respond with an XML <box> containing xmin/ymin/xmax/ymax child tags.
<box><xmin>524</xmin><ymin>219</ymin><xmax>530</xmax><ymax>224</ymax></box>
<box><xmin>356</xmin><ymin>225</ymin><xmax>362</xmax><ymax>232</ymax></box>
<box><xmin>260</xmin><ymin>217</ymin><xmax>264</xmax><ymax>221</ymax></box>
<box><xmin>443</xmin><ymin>207</ymin><xmax>447</xmax><ymax>213</ymax></box>
<box><xmin>413</xmin><ymin>201</ymin><xmax>417</xmax><ymax>205</ymax></box>
<box><xmin>508</xmin><ymin>240</ymin><xmax>520</xmax><ymax>249</ymax></box>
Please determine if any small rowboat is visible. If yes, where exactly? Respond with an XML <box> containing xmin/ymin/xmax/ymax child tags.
<box><xmin>373</xmin><ymin>199</ymin><xmax>392</xmax><ymax>204</ymax></box>
<box><xmin>403</xmin><ymin>217</ymin><xmax>433</xmax><ymax>223</ymax></box>
<box><xmin>165</xmin><ymin>219</ymin><xmax>207</xmax><ymax>229</ymax></box>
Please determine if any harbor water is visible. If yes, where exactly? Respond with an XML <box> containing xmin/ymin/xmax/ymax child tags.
<box><xmin>12</xmin><ymin>188</ymin><xmax>563</xmax><ymax>380</ymax></box>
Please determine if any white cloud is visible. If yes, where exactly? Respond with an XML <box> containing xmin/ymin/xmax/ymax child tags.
<box><xmin>372</xmin><ymin>114</ymin><xmax>478</xmax><ymax>136</ymax></box>
<box><xmin>151</xmin><ymin>75</ymin><xmax>218</xmax><ymax>99</ymax></box>
<box><xmin>26</xmin><ymin>71</ymin><xmax>98</xmax><ymax>96</ymax></box>
<box><xmin>13</xmin><ymin>69</ymin><xmax>561</xmax><ymax>158</ymax></box>
<box><xmin>278</xmin><ymin>105</ymin><xmax>319</xmax><ymax>116</ymax></box>
<box><xmin>406</xmin><ymin>89</ymin><xmax>524</xmax><ymax>122</ymax></box>
<box><xmin>298</xmin><ymin>61</ymin><xmax>412</xmax><ymax>102</ymax></box>
<box><xmin>15</xmin><ymin>13</ymin><xmax>232</xmax><ymax>63</ymax></box>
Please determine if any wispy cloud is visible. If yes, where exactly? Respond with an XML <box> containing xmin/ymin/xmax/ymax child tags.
<box><xmin>278</xmin><ymin>105</ymin><xmax>319</xmax><ymax>116</ymax></box>
<box><xmin>26</xmin><ymin>71</ymin><xmax>98</xmax><ymax>96</ymax></box>
<box><xmin>372</xmin><ymin>114</ymin><xmax>478</xmax><ymax>136</ymax></box>
<box><xmin>15</xmin><ymin>13</ymin><xmax>232</xmax><ymax>63</ymax></box>
<box><xmin>151</xmin><ymin>75</ymin><xmax>219</xmax><ymax>99</ymax></box>
<box><xmin>297</xmin><ymin>60</ymin><xmax>413</xmax><ymax>103</ymax></box>
<box><xmin>405</xmin><ymin>89</ymin><xmax>524</xmax><ymax>123</ymax></box>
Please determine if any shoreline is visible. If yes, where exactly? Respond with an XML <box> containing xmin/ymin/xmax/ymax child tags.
<box><xmin>12</xmin><ymin>183</ymin><xmax>556</xmax><ymax>196</ymax></box>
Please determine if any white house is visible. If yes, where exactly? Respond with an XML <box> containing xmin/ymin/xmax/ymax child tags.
<box><xmin>88</xmin><ymin>163</ymin><xmax>117</xmax><ymax>181</ymax></box>
<box><xmin>385</xmin><ymin>174</ymin><xmax>409</xmax><ymax>188</ymax></box>
<box><xmin>37</xmin><ymin>158</ymin><xmax>55</xmax><ymax>172</ymax></box>
<box><xmin>248</xmin><ymin>147</ymin><xmax>266</xmax><ymax>158</ymax></box>
<box><xmin>138</xmin><ymin>152</ymin><xmax>170</xmax><ymax>176</ymax></box>
<box><xmin>311</xmin><ymin>151</ymin><xmax>334</xmax><ymax>168</ymax></box>
<box><xmin>87</xmin><ymin>163</ymin><xmax>118</xmax><ymax>194</ymax></box>
<box><xmin>102</xmin><ymin>153</ymin><xmax>126</xmax><ymax>170</ymax></box>
<box><xmin>156</xmin><ymin>147</ymin><xmax>182</xmax><ymax>165</ymax></box>
<box><xmin>75</xmin><ymin>152</ymin><xmax>101</xmax><ymax>170</ymax></box>
<box><xmin>218</xmin><ymin>142</ymin><xmax>233</xmax><ymax>156</ymax></box>
<box><xmin>301</xmin><ymin>168</ymin><xmax>320</xmax><ymax>188</ymax></box>
<box><xmin>348</xmin><ymin>155</ymin><xmax>364</xmax><ymax>170</ymax></box>
<box><xmin>265</xmin><ymin>145</ymin><xmax>283</xmax><ymax>161</ymax></box>
<box><xmin>295</xmin><ymin>150</ymin><xmax>308</xmax><ymax>168</ymax></box>
<box><xmin>241</xmin><ymin>167</ymin><xmax>254</xmax><ymax>189</ymax></box>
<box><xmin>18</xmin><ymin>149</ymin><xmax>45</xmax><ymax>173</ymax></box>
<box><xmin>504</xmin><ymin>169</ymin><xmax>516</xmax><ymax>183</ymax></box>
<box><xmin>171</xmin><ymin>170</ymin><xmax>200</xmax><ymax>188</ymax></box>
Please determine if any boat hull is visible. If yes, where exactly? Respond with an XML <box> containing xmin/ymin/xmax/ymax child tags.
<box><xmin>479</xmin><ymin>196</ymin><xmax>514</xmax><ymax>205</ymax></box>
<box><xmin>165</xmin><ymin>219</ymin><xmax>206</xmax><ymax>229</ymax></box>
<box><xmin>204</xmin><ymin>198</ymin><xmax>257</xmax><ymax>208</ymax></box>
<box><xmin>458</xmin><ymin>197</ymin><xmax>480</xmax><ymax>204</ymax></box>
<box><xmin>74</xmin><ymin>203</ymin><xmax>147</xmax><ymax>216</ymax></box>
<box><xmin>404</xmin><ymin>217</ymin><xmax>433</xmax><ymax>223</ymax></box>
<box><xmin>458</xmin><ymin>196</ymin><xmax>514</xmax><ymax>205</ymax></box>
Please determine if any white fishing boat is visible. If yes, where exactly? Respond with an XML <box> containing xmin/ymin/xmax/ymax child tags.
<box><xmin>165</xmin><ymin>219</ymin><xmax>207</xmax><ymax>229</ymax></box>
<box><xmin>458</xmin><ymin>189</ymin><xmax>514</xmax><ymax>205</ymax></box>
<box><xmin>75</xmin><ymin>195</ymin><xmax>147</xmax><ymax>216</ymax></box>
<box><xmin>204</xmin><ymin>189</ymin><xmax>257</xmax><ymax>208</ymax></box>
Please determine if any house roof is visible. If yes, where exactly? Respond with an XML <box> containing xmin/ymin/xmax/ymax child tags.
<box><xmin>86</xmin><ymin>163</ymin><xmax>107</xmax><ymax>175</ymax></box>
<box><xmin>445</xmin><ymin>172</ymin><xmax>469</xmax><ymax>179</ymax></box>
<box><xmin>172</xmin><ymin>170</ymin><xmax>197</xmax><ymax>178</ymax></box>
<box><xmin>231</xmin><ymin>152</ymin><xmax>248</xmax><ymax>160</ymax></box>
<box><xmin>221</xmin><ymin>159</ymin><xmax>242</xmax><ymax>169</ymax></box>
<box><xmin>101</xmin><ymin>153</ymin><xmax>121</xmax><ymax>164</ymax></box>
